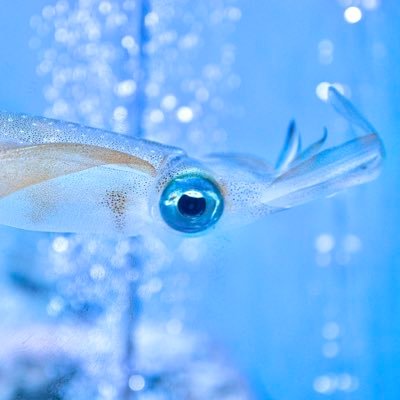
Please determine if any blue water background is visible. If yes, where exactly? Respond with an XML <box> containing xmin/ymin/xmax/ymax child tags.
<box><xmin>0</xmin><ymin>1</ymin><xmax>399</xmax><ymax>399</ymax></box>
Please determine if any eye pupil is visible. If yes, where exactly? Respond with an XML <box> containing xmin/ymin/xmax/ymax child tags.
<box><xmin>178</xmin><ymin>193</ymin><xmax>206</xmax><ymax>217</ymax></box>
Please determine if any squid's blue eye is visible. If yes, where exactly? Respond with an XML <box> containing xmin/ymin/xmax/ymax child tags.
<box><xmin>159</xmin><ymin>174</ymin><xmax>224</xmax><ymax>234</ymax></box>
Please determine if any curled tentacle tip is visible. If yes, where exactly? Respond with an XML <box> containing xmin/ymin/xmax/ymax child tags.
<box><xmin>327</xmin><ymin>85</ymin><xmax>344</xmax><ymax>101</ymax></box>
<box><xmin>322</xmin><ymin>127</ymin><xmax>328</xmax><ymax>141</ymax></box>
<box><xmin>275</xmin><ymin>119</ymin><xmax>301</xmax><ymax>171</ymax></box>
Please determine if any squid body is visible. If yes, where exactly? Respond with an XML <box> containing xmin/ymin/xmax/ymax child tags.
<box><xmin>0</xmin><ymin>88</ymin><xmax>384</xmax><ymax>236</ymax></box>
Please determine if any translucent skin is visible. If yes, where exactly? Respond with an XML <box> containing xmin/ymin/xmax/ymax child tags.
<box><xmin>0</xmin><ymin>88</ymin><xmax>384</xmax><ymax>235</ymax></box>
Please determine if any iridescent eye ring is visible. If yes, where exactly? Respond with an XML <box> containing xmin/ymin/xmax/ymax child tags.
<box><xmin>159</xmin><ymin>174</ymin><xmax>224</xmax><ymax>234</ymax></box>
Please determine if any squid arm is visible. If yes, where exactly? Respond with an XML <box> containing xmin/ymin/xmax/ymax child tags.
<box><xmin>262</xmin><ymin>87</ymin><xmax>384</xmax><ymax>210</ymax></box>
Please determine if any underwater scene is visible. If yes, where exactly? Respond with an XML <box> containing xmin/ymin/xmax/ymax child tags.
<box><xmin>0</xmin><ymin>0</ymin><xmax>397</xmax><ymax>399</ymax></box>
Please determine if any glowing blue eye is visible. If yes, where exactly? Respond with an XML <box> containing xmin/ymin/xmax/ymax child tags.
<box><xmin>159</xmin><ymin>174</ymin><xmax>224</xmax><ymax>234</ymax></box>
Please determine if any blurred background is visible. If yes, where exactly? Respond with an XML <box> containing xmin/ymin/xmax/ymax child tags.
<box><xmin>0</xmin><ymin>0</ymin><xmax>398</xmax><ymax>399</ymax></box>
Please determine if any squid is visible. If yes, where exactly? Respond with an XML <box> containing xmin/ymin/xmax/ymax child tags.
<box><xmin>0</xmin><ymin>88</ymin><xmax>384</xmax><ymax>236</ymax></box>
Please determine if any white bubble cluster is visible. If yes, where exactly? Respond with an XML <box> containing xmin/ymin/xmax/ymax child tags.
<box><xmin>31</xmin><ymin>0</ymin><xmax>143</xmax><ymax>134</ymax></box>
<box><xmin>143</xmin><ymin>0</ymin><xmax>242</xmax><ymax>153</ymax></box>
<box><xmin>25</xmin><ymin>1</ymin><xmax>247</xmax><ymax>399</ymax></box>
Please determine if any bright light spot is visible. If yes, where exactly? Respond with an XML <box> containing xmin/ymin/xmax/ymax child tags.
<box><xmin>44</xmin><ymin>86</ymin><xmax>58</xmax><ymax>102</ymax></box>
<box><xmin>322</xmin><ymin>322</ymin><xmax>340</xmax><ymax>340</ymax></box>
<box><xmin>55</xmin><ymin>28</ymin><xmax>69</xmax><ymax>43</ymax></box>
<box><xmin>362</xmin><ymin>0</ymin><xmax>379</xmax><ymax>10</ymax></box>
<box><xmin>147</xmin><ymin>277</ymin><xmax>163</xmax><ymax>293</ymax></box>
<box><xmin>344</xmin><ymin>7</ymin><xmax>363</xmax><ymax>24</ymax></box>
<box><xmin>90</xmin><ymin>264</ymin><xmax>106</xmax><ymax>281</ymax></box>
<box><xmin>318</xmin><ymin>39</ymin><xmax>334</xmax><ymax>65</ymax></box>
<box><xmin>315</xmin><ymin>234</ymin><xmax>335</xmax><ymax>253</ymax></box>
<box><xmin>98</xmin><ymin>383</ymin><xmax>117</xmax><ymax>398</ymax></box>
<box><xmin>161</xmin><ymin>94</ymin><xmax>177</xmax><ymax>110</ymax></box>
<box><xmin>55</xmin><ymin>0</ymin><xmax>69</xmax><ymax>15</ymax></box>
<box><xmin>113</xmin><ymin>106</ymin><xmax>128</xmax><ymax>121</ymax></box>
<box><xmin>323</xmin><ymin>342</ymin><xmax>339</xmax><ymax>358</ymax></box>
<box><xmin>47</xmin><ymin>297</ymin><xmax>64</xmax><ymax>316</ymax></box>
<box><xmin>166</xmin><ymin>318</ymin><xmax>183</xmax><ymax>335</ymax></box>
<box><xmin>129</xmin><ymin>375</ymin><xmax>145</xmax><ymax>392</ymax></box>
<box><xmin>149</xmin><ymin>109</ymin><xmax>164</xmax><ymax>124</ymax></box>
<box><xmin>87</xmin><ymin>24</ymin><xmax>101</xmax><ymax>41</ymax></box>
<box><xmin>115</xmin><ymin>80</ymin><xmax>136</xmax><ymax>97</ymax></box>
<box><xmin>179</xmin><ymin>33</ymin><xmax>199</xmax><ymax>49</ymax></box>
<box><xmin>315</xmin><ymin>82</ymin><xmax>331</xmax><ymax>101</ymax></box>
<box><xmin>98</xmin><ymin>1</ymin><xmax>112</xmax><ymax>14</ymax></box>
<box><xmin>337</xmin><ymin>374</ymin><xmax>359</xmax><ymax>392</ymax></box>
<box><xmin>196</xmin><ymin>87</ymin><xmax>210</xmax><ymax>102</ymax></box>
<box><xmin>343</xmin><ymin>234</ymin><xmax>362</xmax><ymax>253</ymax></box>
<box><xmin>316</xmin><ymin>82</ymin><xmax>346</xmax><ymax>101</ymax></box>
<box><xmin>145</xmin><ymin>11</ymin><xmax>159</xmax><ymax>27</ymax></box>
<box><xmin>226</xmin><ymin>6</ymin><xmax>242</xmax><ymax>21</ymax></box>
<box><xmin>203</xmin><ymin>64</ymin><xmax>222</xmax><ymax>80</ymax></box>
<box><xmin>42</xmin><ymin>5</ymin><xmax>56</xmax><ymax>19</ymax></box>
<box><xmin>176</xmin><ymin>106</ymin><xmax>194</xmax><ymax>123</ymax></box>
<box><xmin>313</xmin><ymin>375</ymin><xmax>334</xmax><ymax>394</ymax></box>
<box><xmin>52</xmin><ymin>99</ymin><xmax>69</xmax><ymax>116</ymax></box>
<box><xmin>121</xmin><ymin>35</ymin><xmax>137</xmax><ymax>51</ymax></box>
<box><xmin>52</xmin><ymin>236</ymin><xmax>69</xmax><ymax>253</ymax></box>
<box><xmin>123</xmin><ymin>0</ymin><xmax>136</xmax><ymax>11</ymax></box>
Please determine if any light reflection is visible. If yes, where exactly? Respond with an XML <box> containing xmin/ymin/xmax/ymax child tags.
<box><xmin>113</xmin><ymin>106</ymin><xmax>128</xmax><ymax>121</ymax></box>
<box><xmin>313</xmin><ymin>375</ymin><xmax>334</xmax><ymax>394</ymax></box>
<box><xmin>90</xmin><ymin>264</ymin><xmax>106</xmax><ymax>281</ymax></box>
<box><xmin>161</xmin><ymin>94</ymin><xmax>178</xmax><ymax>110</ymax></box>
<box><xmin>315</xmin><ymin>234</ymin><xmax>336</xmax><ymax>254</ymax></box>
<box><xmin>149</xmin><ymin>108</ymin><xmax>165</xmax><ymax>123</ymax></box>
<box><xmin>176</xmin><ymin>106</ymin><xmax>194</xmax><ymax>123</ymax></box>
<box><xmin>318</xmin><ymin>39</ymin><xmax>334</xmax><ymax>65</ymax></box>
<box><xmin>343</xmin><ymin>234</ymin><xmax>362</xmax><ymax>253</ymax></box>
<box><xmin>315</xmin><ymin>81</ymin><xmax>346</xmax><ymax>101</ymax></box>
<box><xmin>129</xmin><ymin>374</ymin><xmax>145</xmax><ymax>391</ymax></box>
<box><xmin>344</xmin><ymin>6</ymin><xmax>363</xmax><ymax>24</ymax></box>
<box><xmin>313</xmin><ymin>374</ymin><xmax>359</xmax><ymax>394</ymax></box>
<box><xmin>322</xmin><ymin>321</ymin><xmax>340</xmax><ymax>340</ymax></box>
<box><xmin>226</xmin><ymin>6</ymin><xmax>242</xmax><ymax>21</ymax></box>
<box><xmin>52</xmin><ymin>236</ymin><xmax>69</xmax><ymax>253</ymax></box>
<box><xmin>362</xmin><ymin>0</ymin><xmax>380</xmax><ymax>10</ymax></box>
<box><xmin>144</xmin><ymin>11</ymin><xmax>159</xmax><ymax>28</ymax></box>
<box><xmin>98</xmin><ymin>1</ymin><xmax>112</xmax><ymax>15</ymax></box>
<box><xmin>115</xmin><ymin>79</ymin><xmax>137</xmax><ymax>97</ymax></box>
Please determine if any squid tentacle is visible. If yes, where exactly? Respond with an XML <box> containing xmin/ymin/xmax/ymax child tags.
<box><xmin>262</xmin><ymin>88</ymin><xmax>384</xmax><ymax>210</ymax></box>
<box><xmin>275</xmin><ymin>120</ymin><xmax>301</xmax><ymax>172</ymax></box>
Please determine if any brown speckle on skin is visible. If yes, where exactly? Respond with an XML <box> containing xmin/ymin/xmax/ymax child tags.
<box><xmin>101</xmin><ymin>190</ymin><xmax>128</xmax><ymax>231</ymax></box>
